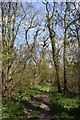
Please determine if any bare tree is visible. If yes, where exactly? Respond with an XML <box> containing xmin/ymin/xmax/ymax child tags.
<box><xmin>43</xmin><ymin>1</ymin><xmax>61</xmax><ymax>92</ymax></box>
<box><xmin>1</xmin><ymin>2</ymin><xmax>32</xmax><ymax>97</ymax></box>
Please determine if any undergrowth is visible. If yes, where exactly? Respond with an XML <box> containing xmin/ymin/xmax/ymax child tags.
<box><xmin>49</xmin><ymin>84</ymin><xmax>80</xmax><ymax>120</ymax></box>
<box><xmin>2</xmin><ymin>83</ymin><xmax>47</xmax><ymax>120</ymax></box>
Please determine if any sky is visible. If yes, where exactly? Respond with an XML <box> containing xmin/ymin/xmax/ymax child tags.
<box><xmin>14</xmin><ymin>2</ymin><xmax>45</xmax><ymax>46</ymax></box>
<box><xmin>0</xmin><ymin>1</ymin><xmax>79</xmax><ymax>66</ymax></box>
<box><xmin>14</xmin><ymin>2</ymin><xmax>64</xmax><ymax>46</ymax></box>
<box><xmin>0</xmin><ymin>2</ymin><xmax>79</xmax><ymax>47</ymax></box>
<box><xmin>0</xmin><ymin>0</ymin><xmax>80</xmax><ymax>2</ymax></box>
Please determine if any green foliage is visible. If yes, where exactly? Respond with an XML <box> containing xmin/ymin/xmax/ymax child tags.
<box><xmin>2</xmin><ymin>84</ymin><xmax>46</xmax><ymax>119</ymax></box>
<box><xmin>1</xmin><ymin>2</ymin><xmax>80</xmax><ymax>120</ymax></box>
<box><xmin>39</xmin><ymin>63</ymin><xmax>50</xmax><ymax>83</ymax></box>
<box><xmin>31</xmin><ymin>111</ymin><xmax>39</xmax><ymax>119</ymax></box>
<box><xmin>2</xmin><ymin>83</ymin><xmax>80</xmax><ymax>120</ymax></box>
<box><xmin>2</xmin><ymin>102</ymin><xmax>25</xmax><ymax>119</ymax></box>
<box><xmin>49</xmin><ymin>84</ymin><xmax>80</xmax><ymax>120</ymax></box>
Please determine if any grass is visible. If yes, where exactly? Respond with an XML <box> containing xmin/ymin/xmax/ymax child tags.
<box><xmin>2</xmin><ymin>83</ymin><xmax>47</xmax><ymax>119</ymax></box>
<box><xmin>2</xmin><ymin>101</ymin><xmax>25</xmax><ymax>119</ymax></box>
<box><xmin>49</xmin><ymin>83</ymin><xmax>80</xmax><ymax>120</ymax></box>
<box><xmin>2</xmin><ymin>82</ymin><xmax>80</xmax><ymax>120</ymax></box>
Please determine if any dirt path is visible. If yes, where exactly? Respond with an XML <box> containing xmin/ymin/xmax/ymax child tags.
<box><xmin>26</xmin><ymin>85</ymin><xmax>52</xmax><ymax>119</ymax></box>
<box><xmin>39</xmin><ymin>85</ymin><xmax>52</xmax><ymax>120</ymax></box>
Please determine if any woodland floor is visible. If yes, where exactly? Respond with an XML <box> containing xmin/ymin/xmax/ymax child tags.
<box><xmin>2</xmin><ymin>83</ymin><xmax>80</xmax><ymax>120</ymax></box>
<box><xmin>27</xmin><ymin>86</ymin><xmax>52</xmax><ymax>119</ymax></box>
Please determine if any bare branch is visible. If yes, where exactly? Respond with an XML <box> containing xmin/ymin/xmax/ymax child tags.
<box><xmin>67</xmin><ymin>18</ymin><xmax>79</xmax><ymax>29</ymax></box>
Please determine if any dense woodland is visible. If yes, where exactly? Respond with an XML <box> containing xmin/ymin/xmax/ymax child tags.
<box><xmin>0</xmin><ymin>1</ymin><xmax>80</xmax><ymax>120</ymax></box>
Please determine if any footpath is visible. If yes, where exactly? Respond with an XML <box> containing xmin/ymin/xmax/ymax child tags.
<box><xmin>27</xmin><ymin>84</ymin><xmax>52</xmax><ymax>119</ymax></box>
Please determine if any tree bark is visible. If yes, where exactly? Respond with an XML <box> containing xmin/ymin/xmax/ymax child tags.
<box><xmin>49</xmin><ymin>28</ymin><xmax>61</xmax><ymax>93</ymax></box>
<box><xmin>63</xmin><ymin>2</ymin><xmax>68</xmax><ymax>92</ymax></box>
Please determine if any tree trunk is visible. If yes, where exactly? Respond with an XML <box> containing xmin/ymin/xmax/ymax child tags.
<box><xmin>63</xmin><ymin>28</ymin><xmax>68</xmax><ymax>91</ymax></box>
<box><xmin>33</xmin><ymin>71</ymin><xmax>36</xmax><ymax>87</ymax></box>
<box><xmin>55</xmin><ymin>65</ymin><xmax>61</xmax><ymax>93</ymax></box>
<box><xmin>77</xmin><ymin>24</ymin><xmax>80</xmax><ymax>93</ymax></box>
<box><xmin>63</xmin><ymin>2</ymin><xmax>68</xmax><ymax>92</ymax></box>
<box><xmin>49</xmin><ymin>28</ymin><xmax>61</xmax><ymax>93</ymax></box>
